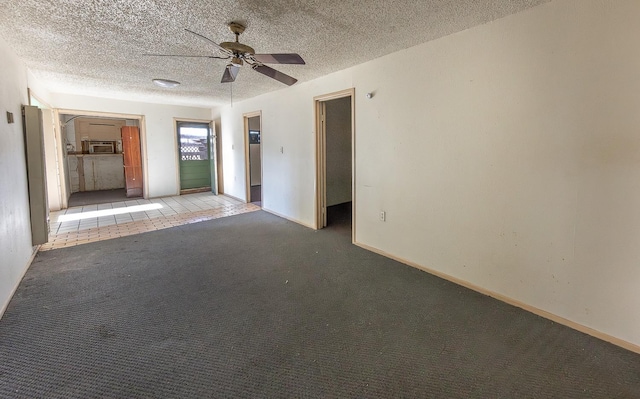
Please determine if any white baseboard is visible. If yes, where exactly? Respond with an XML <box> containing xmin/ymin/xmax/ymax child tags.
<box><xmin>221</xmin><ymin>193</ymin><xmax>246</xmax><ymax>203</ymax></box>
<box><xmin>261</xmin><ymin>207</ymin><xmax>315</xmax><ymax>230</ymax></box>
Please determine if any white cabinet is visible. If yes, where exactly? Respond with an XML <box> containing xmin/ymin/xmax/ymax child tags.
<box><xmin>82</xmin><ymin>154</ymin><xmax>125</xmax><ymax>191</ymax></box>
<box><xmin>68</xmin><ymin>154</ymin><xmax>125</xmax><ymax>192</ymax></box>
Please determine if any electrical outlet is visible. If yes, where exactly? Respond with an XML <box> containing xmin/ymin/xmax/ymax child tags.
<box><xmin>379</xmin><ymin>211</ymin><xmax>386</xmax><ymax>222</ymax></box>
<box><xmin>280</xmin><ymin>146</ymin><xmax>284</xmax><ymax>154</ymax></box>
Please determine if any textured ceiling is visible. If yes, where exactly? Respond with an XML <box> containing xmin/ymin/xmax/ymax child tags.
<box><xmin>0</xmin><ymin>0</ymin><xmax>550</xmax><ymax>107</ymax></box>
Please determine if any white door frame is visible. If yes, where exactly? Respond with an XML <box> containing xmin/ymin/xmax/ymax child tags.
<box><xmin>28</xmin><ymin>90</ymin><xmax>65</xmax><ymax>211</ymax></box>
<box><xmin>313</xmin><ymin>88</ymin><xmax>356</xmax><ymax>242</ymax></box>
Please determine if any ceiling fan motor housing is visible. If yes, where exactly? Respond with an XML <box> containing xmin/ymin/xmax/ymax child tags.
<box><xmin>220</xmin><ymin>41</ymin><xmax>255</xmax><ymax>56</ymax></box>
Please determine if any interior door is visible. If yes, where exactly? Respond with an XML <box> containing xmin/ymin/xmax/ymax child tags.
<box><xmin>177</xmin><ymin>122</ymin><xmax>212</xmax><ymax>192</ymax></box>
<box><xmin>121</xmin><ymin>126</ymin><xmax>143</xmax><ymax>197</ymax></box>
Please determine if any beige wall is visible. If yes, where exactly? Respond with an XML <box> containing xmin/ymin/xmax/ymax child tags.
<box><xmin>218</xmin><ymin>0</ymin><xmax>640</xmax><ymax>347</ymax></box>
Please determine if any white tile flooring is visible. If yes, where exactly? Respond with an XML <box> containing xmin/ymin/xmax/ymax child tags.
<box><xmin>41</xmin><ymin>192</ymin><xmax>260</xmax><ymax>251</ymax></box>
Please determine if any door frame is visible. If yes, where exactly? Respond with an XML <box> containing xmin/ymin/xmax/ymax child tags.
<box><xmin>29</xmin><ymin>90</ymin><xmax>65</xmax><ymax>211</ymax></box>
<box><xmin>313</xmin><ymin>88</ymin><xmax>356</xmax><ymax>241</ymax></box>
<box><xmin>173</xmin><ymin>118</ymin><xmax>216</xmax><ymax>195</ymax></box>
<box><xmin>243</xmin><ymin>111</ymin><xmax>262</xmax><ymax>204</ymax></box>
<box><xmin>55</xmin><ymin>109</ymin><xmax>147</xmax><ymax>204</ymax></box>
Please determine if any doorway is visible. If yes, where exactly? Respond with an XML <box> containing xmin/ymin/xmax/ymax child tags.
<box><xmin>243</xmin><ymin>112</ymin><xmax>262</xmax><ymax>205</ymax></box>
<box><xmin>56</xmin><ymin>110</ymin><xmax>146</xmax><ymax>208</ymax></box>
<box><xmin>177</xmin><ymin>120</ymin><xmax>216</xmax><ymax>194</ymax></box>
<box><xmin>314</xmin><ymin>89</ymin><xmax>355</xmax><ymax>239</ymax></box>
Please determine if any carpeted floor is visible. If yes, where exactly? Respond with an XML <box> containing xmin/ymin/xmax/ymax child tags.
<box><xmin>1</xmin><ymin>209</ymin><xmax>639</xmax><ymax>398</ymax></box>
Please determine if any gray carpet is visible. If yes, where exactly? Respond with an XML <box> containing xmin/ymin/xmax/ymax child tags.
<box><xmin>1</xmin><ymin>209</ymin><xmax>639</xmax><ymax>398</ymax></box>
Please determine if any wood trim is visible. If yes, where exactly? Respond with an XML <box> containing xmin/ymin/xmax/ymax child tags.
<box><xmin>172</xmin><ymin>118</ymin><xmax>181</xmax><ymax>195</ymax></box>
<box><xmin>314</xmin><ymin>100</ymin><xmax>322</xmax><ymax>229</ymax></box>
<box><xmin>353</xmin><ymin>240</ymin><xmax>640</xmax><ymax>355</ymax></box>
<box><xmin>313</xmin><ymin>88</ymin><xmax>356</xmax><ymax>242</ymax></box>
<box><xmin>139</xmin><ymin>116</ymin><xmax>148</xmax><ymax>199</ymax></box>
<box><xmin>313</xmin><ymin>88</ymin><xmax>355</xmax><ymax>103</ymax></box>
<box><xmin>55</xmin><ymin>109</ymin><xmax>143</xmax><ymax>120</ymax></box>
<box><xmin>0</xmin><ymin>246</ymin><xmax>39</xmax><ymax>320</ymax></box>
<box><xmin>52</xmin><ymin>109</ymin><xmax>69</xmax><ymax>209</ymax></box>
<box><xmin>179</xmin><ymin>187</ymin><xmax>211</xmax><ymax>194</ymax></box>
<box><xmin>262</xmin><ymin>207</ymin><xmax>316</xmax><ymax>230</ymax></box>
<box><xmin>214</xmin><ymin>120</ymin><xmax>224</xmax><ymax>194</ymax></box>
<box><xmin>243</xmin><ymin>111</ymin><xmax>261</xmax><ymax>204</ymax></box>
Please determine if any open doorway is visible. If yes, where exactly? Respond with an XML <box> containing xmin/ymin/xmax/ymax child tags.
<box><xmin>57</xmin><ymin>111</ymin><xmax>145</xmax><ymax>207</ymax></box>
<box><xmin>176</xmin><ymin>120</ymin><xmax>217</xmax><ymax>194</ymax></box>
<box><xmin>314</xmin><ymin>89</ymin><xmax>355</xmax><ymax>239</ymax></box>
<box><xmin>243</xmin><ymin>112</ymin><xmax>262</xmax><ymax>206</ymax></box>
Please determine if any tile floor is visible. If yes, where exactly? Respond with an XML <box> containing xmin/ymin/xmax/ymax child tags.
<box><xmin>41</xmin><ymin>192</ymin><xmax>260</xmax><ymax>251</ymax></box>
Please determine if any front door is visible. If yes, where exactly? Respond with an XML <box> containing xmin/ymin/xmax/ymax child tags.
<box><xmin>177</xmin><ymin>122</ymin><xmax>213</xmax><ymax>192</ymax></box>
<box><xmin>121</xmin><ymin>126</ymin><xmax>143</xmax><ymax>198</ymax></box>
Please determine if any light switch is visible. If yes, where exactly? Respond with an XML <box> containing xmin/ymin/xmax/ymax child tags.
<box><xmin>6</xmin><ymin>111</ymin><xmax>14</xmax><ymax>124</ymax></box>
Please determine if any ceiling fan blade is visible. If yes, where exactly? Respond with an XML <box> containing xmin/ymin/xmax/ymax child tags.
<box><xmin>184</xmin><ymin>29</ymin><xmax>230</xmax><ymax>54</ymax></box>
<box><xmin>252</xmin><ymin>53</ymin><xmax>305</xmax><ymax>65</ymax></box>
<box><xmin>252</xmin><ymin>65</ymin><xmax>298</xmax><ymax>86</ymax></box>
<box><xmin>143</xmin><ymin>54</ymin><xmax>227</xmax><ymax>59</ymax></box>
<box><xmin>221</xmin><ymin>65</ymin><xmax>240</xmax><ymax>83</ymax></box>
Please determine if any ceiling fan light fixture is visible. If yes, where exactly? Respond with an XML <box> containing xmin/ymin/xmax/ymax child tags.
<box><xmin>152</xmin><ymin>78</ymin><xmax>180</xmax><ymax>88</ymax></box>
<box><xmin>231</xmin><ymin>57</ymin><xmax>243</xmax><ymax>67</ymax></box>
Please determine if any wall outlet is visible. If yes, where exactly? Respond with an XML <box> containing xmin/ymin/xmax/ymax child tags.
<box><xmin>280</xmin><ymin>146</ymin><xmax>284</xmax><ymax>154</ymax></box>
<box><xmin>379</xmin><ymin>211</ymin><xmax>386</xmax><ymax>222</ymax></box>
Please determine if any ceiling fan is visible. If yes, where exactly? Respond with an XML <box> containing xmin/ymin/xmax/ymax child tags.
<box><xmin>146</xmin><ymin>22</ymin><xmax>305</xmax><ymax>86</ymax></box>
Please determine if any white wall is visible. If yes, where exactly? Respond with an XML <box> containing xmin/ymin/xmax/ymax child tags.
<box><xmin>219</xmin><ymin>0</ymin><xmax>640</xmax><ymax>347</ymax></box>
<box><xmin>51</xmin><ymin>94</ymin><xmax>212</xmax><ymax>198</ymax></box>
<box><xmin>220</xmin><ymin>73</ymin><xmax>355</xmax><ymax>223</ymax></box>
<box><xmin>0</xmin><ymin>39</ymin><xmax>37</xmax><ymax>315</ymax></box>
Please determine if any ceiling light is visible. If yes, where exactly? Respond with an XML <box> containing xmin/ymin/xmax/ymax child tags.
<box><xmin>152</xmin><ymin>79</ymin><xmax>180</xmax><ymax>88</ymax></box>
<box><xmin>231</xmin><ymin>57</ymin><xmax>243</xmax><ymax>67</ymax></box>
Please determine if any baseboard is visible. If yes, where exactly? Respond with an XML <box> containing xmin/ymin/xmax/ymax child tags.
<box><xmin>0</xmin><ymin>245</ymin><xmax>39</xmax><ymax>320</ymax></box>
<box><xmin>221</xmin><ymin>193</ymin><xmax>246</xmax><ymax>203</ymax></box>
<box><xmin>180</xmin><ymin>187</ymin><xmax>211</xmax><ymax>195</ymax></box>
<box><xmin>353</xmin><ymin>241</ymin><xmax>640</xmax><ymax>355</ymax></box>
<box><xmin>262</xmin><ymin>208</ymin><xmax>316</xmax><ymax>230</ymax></box>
